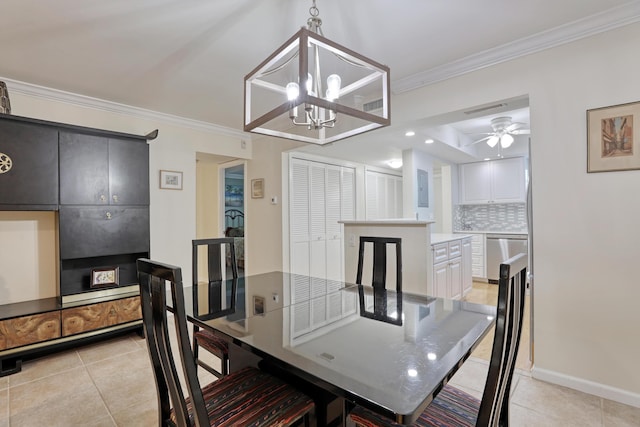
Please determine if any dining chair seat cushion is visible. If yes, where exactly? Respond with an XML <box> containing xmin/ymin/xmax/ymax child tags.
<box><xmin>194</xmin><ymin>329</ymin><xmax>229</xmax><ymax>358</ymax></box>
<box><xmin>171</xmin><ymin>366</ymin><xmax>315</xmax><ymax>427</ymax></box>
<box><xmin>349</xmin><ymin>384</ymin><xmax>479</xmax><ymax>427</ymax></box>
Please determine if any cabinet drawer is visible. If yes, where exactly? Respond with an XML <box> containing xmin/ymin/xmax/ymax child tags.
<box><xmin>59</xmin><ymin>206</ymin><xmax>150</xmax><ymax>259</ymax></box>
<box><xmin>61</xmin><ymin>297</ymin><xmax>141</xmax><ymax>336</ymax></box>
<box><xmin>432</xmin><ymin>243</ymin><xmax>449</xmax><ymax>263</ymax></box>
<box><xmin>0</xmin><ymin>312</ymin><xmax>61</xmax><ymax>350</ymax></box>
<box><xmin>448</xmin><ymin>240</ymin><xmax>462</xmax><ymax>258</ymax></box>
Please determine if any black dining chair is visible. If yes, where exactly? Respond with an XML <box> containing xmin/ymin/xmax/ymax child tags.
<box><xmin>136</xmin><ymin>258</ymin><xmax>314</xmax><ymax>427</ymax></box>
<box><xmin>191</xmin><ymin>237</ymin><xmax>237</xmax><ymax>377</ymax></box>
<box><xmin>356</xmin><ymin>236</ymin><xmax>402</xmax><ymax>293</ymax></box>
<box><xmin>349</xmin><ymin>252</ymin><xmax>528</xmax><ymax>427</ymax></box>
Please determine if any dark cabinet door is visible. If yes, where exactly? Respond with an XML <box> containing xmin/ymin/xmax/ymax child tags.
<box><xmin>59</xmin><ymin>133</ymin><xmax>109</xmax><ymax>205</ymax></box>
<box><xmin>59</xmin><ymin>206</ymin><xmax>150</xmax><ymax>259</ymax></box>
<box><xmin>60</xmin><ymin>133</ymin><xmax>149</xmax><ymax>205</ymax></box>
<box><xmin>108</xmin><ymin>138</ymin><xmax>149</xmax><ymax>205</ymax></box>
<box><xmin>0</xmin><ymin>121</ymin><xmax>58</xmax><ymax>207</ymax></box>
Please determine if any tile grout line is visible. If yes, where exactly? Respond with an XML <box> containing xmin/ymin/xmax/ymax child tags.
<box><xmin>81</xmin><ymin>349</ymin><xmax>119</xmax><ymax>427</ymax></box>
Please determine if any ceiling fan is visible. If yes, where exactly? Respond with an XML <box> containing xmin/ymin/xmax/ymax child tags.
<box><xmin>470</xmin><ymin>116</ymin><xmax>530</xmax><ymax>148</ymax></box>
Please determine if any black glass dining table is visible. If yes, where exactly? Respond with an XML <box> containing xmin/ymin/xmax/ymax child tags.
<box><xmin>180</xmin><ymin>271</ymin><xmax>495</xmax><ymax>426</ymax></box>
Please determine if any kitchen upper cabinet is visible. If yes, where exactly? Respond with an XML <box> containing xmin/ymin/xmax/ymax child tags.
<box><xmin>459</xmin><ymin>157</ymin><xmax>525</xmax><ymax>204</ymax></box>
<box><xmin>59</xmin><ymin>133</ymin><xmax>149</xmax><ymax>206</ymax></box>
<box><xmin>0</xmin><ymin>120</ymin><xmax>58</xmax><ymax>209</ymax></box>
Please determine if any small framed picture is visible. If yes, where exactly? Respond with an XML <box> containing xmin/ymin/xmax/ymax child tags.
<box><xmin>90</xmin><ymin>267</ymin><xmax>119</xmax><ymax>288</ymax></box>
<box><xmin>251</xmin><ymin>178</ymin><xmax>264</xmax><ymax>198</ymax></box>
<box><xmin>253</xmin><ymin>295</ymin><xmax>265</xmax><ymax>316</ymax></box>
<box><xmin>159</xmin><ymin>170</ymin><xmax>183</xmax><ymax>190</ymax></box>
<box><xmin>587</xmin><ymin>100</ymin><xmax>639</xmax><ymax>173</ymax></box>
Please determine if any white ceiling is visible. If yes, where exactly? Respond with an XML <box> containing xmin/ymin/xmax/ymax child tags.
<box><xmin>2</xmin><ymin>0</ymin><xmax>638</xmax><ymax>166</ymax></box>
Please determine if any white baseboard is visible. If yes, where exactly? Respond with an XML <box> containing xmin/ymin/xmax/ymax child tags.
<box><xmin>532</xmin><ymin>367</ymin><xmax>640</xmax><ymax>409</ymax></box>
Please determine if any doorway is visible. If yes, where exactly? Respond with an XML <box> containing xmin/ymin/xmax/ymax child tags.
<box><xmin>195</xmin><ymin>154</ymin><xmax>246</xmax><ymax>279</ymax></box>
<box><xmin>221</xmin><ymin>162</ymin><xmax>245</xmax><ymax>277</ymax></box>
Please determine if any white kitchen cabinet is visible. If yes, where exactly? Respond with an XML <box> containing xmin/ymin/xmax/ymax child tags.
<box><xmin>469</xmin><ymin>233</ymin><xmax>486</xmax><ymax>279</ymax></box>
<box><xmin>289</xmin><ymin>158</ymin><xmax>355</xmax><ymax>283</ymax></box>
<box><xmin>365</xmin><ymin>170</ymin><xmax>402</xmax><ymax>219</ymax></box>
<box><xmin>431</xmin><ymin>239</ymin><xmax>465</xmax><ymax>300</ymax></box>
<box><xmin>462</xmin><ymin>237</ymin><xmax>473</xmax><ymax>295</ymax></box>
<box><xmin>459</xmin><ymin>157</ymin><xmax>526</xmax><ymax>204</ymax></box>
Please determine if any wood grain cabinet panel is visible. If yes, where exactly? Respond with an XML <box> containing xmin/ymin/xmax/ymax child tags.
<box><xmin>115</xmin><ymin>297</ymin><xmax>142</xmax><ymax>323</ymax></box>
<box><xmin>61</xmin><ymin>297</ymin><xmax>141</xmax><ymax>336</ymax></box>
<box><xmin>0</xmin><ymin>312</ymin><xmax>61</xmax><ymax>350</ymax></box>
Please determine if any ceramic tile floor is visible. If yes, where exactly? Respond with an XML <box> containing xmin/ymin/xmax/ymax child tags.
<box><xmin>1</xmin><ymin>302</ymin><xmax>639</xmax><ymax>426</ymax></box>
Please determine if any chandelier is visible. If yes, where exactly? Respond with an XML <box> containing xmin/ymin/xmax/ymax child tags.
<box><xmin>244</xmin><ymin>0</ymin><xmax>390</xmax><ymax>145</ymax></box>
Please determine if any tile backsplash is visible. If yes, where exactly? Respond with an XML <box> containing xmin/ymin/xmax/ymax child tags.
<box><xmin>454</xmin><ymin>203</ymin><xmax>527</xmax><ymax>232</ymax></box>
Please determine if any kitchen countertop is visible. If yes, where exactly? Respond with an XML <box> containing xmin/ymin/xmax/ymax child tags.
<box><xmin>431</xmin><ymin>233</ymin><xmax>473</xmax><ymax>245</ymax></box>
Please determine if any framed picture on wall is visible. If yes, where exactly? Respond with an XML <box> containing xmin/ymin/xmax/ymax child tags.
<box><xmin>159</xmin><ymin>170</ymin><xmax>183</xmax><ymax>190</ymax></box>
<box><xmin>251</xmin><ymin>178</ymin><xmax>264</xmax><ymax>198</ymax></box>
<box><xmin>587</xmin><ymin>100</ymin><xmax>639</xmax><ymax>172</ymax></box>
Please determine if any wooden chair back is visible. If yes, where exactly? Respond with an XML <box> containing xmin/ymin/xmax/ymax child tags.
<box><xmin>477</xmin><ymin>252</ymin><xmax>527</xmax><ymax>426</ymax></box>
<box><xmin>192</xmin><ymin>237</ymin><xmax>238</xmax><ymax>284</ymax></box>
<box><xmin>137</xmin><ymin>258</ymin><xmax>209</xmax><ymax>426</ymax></box>
<box><xmin>356</xmin><ymin>236</ymin><xmax>402</xmax><ymax>293</ymax></box>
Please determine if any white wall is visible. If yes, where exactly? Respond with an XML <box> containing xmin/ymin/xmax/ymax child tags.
<box><xmin>393</xmin><ymin>23</ymin><xmax>640</xmax><ymax>405</ymax></box>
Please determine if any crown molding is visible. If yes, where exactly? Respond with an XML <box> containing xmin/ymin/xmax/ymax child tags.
<box><xmin>393</xmin><ymin>1</ymin><xmax>640</xmax><ymax>94</ymax></box>
<box><xmin>2</xmin><ymin>77</ymin><xmax>249</xmax><ymax>140</ymax></box>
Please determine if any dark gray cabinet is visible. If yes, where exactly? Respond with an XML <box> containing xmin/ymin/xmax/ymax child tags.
<box><xmin>0</xmin><ymin>114</ymin><xmax>154</xmax><ymax>376</ymax></box>
<box><xmin>59</xmin><ymin>133</ymin><xmax>149</xmax><ymax>205</ymax></box>
<box><xmin>59</xmin><ymin>206</ymin><xmax>150</xmax><ymax>259</ymax></box>
<box><xmin>0</xmin><ymin>120</ymin><xmax>58</xmax><ymax>209</ymax></box>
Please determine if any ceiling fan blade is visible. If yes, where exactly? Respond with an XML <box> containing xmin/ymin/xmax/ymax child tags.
<box><xmin>511</xmin><ymin>129</ymin><xmax>530</xmax><ymax>135</ymax></box>
<box><xmin>506</xmin><ymin>122</ymin><xmax>528</xmax><ymax>132</ymax></box>
<box><xmin>464</xmin><ymin>135</ymin><xmax>494</xmax><ymax>146</ymax></box>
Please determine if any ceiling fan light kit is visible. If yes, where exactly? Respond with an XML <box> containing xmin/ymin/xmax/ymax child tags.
<box><xmin>244</xmin><ymin>0</ymin><xmax>390</xmax><ymax>145</ymax></box>
<box><xmin>471</xmin><ymin>116</ymin><xmax>529</xmax><ymax>149</ymax></box>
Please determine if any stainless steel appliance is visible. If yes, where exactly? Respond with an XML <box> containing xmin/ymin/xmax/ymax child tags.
<box><xmin>486</xmin><ymin>233</ymin><xmax>528</xmax><ymax>283</ymax></box>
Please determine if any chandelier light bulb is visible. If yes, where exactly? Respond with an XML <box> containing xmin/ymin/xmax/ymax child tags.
<box><xmin>305</xmin><ymin>73</ymin><xmax>313</xmax><ymax>95</ymax></box>
<box><xmin>500</xmin><ymin>134</ymin><xmax>514</xmax><ymax>148</ymax></box>
<box><xmin>326</xmin><ymin>74</ymin><xmax>341</xmax><ymax>100</ymax></box>
<box><xmin>487</xmin><ymin>136</ymin><xmax>500</xmax><ymax>148</ymax></box>
<box><xmin>286</xmin><ymin>82</ymin><xmax>300</xmax><ymax>101</ymax></box>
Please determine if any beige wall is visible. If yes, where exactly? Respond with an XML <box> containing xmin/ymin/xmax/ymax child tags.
<box><xmin>393</xmin><ymin>23</ymin><xmax>640</xmax><ymax>405</ymax></box>
<box><xmin>0</xmin><ymin>211</ymin><xmax>57</xmax><ymax>304</ymax></box>
<box><xmin>244</xmin><ymin>137</ymin><xmax>304</xmax><ymax>274</ymax></box>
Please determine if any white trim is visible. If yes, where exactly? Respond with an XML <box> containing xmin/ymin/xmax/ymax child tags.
<box><xmin>393</xmin><ymin>1</ymin><xmax>640</xmax><ymax>93</ymax></box>
<box><xmin>532</xmin><ymin>366</ymin><xmax>640</xmax><ymax>409</ymax></box>
<box><xmin>2</xmin><ymin>77</ymin><xmax>249</xmax><ymax>140</ymax></box>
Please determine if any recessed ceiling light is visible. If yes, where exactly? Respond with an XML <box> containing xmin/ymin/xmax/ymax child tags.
<box><xmin>484</xmin><ymin>158</ymin><xmax>491</xmax><ymax>161</ymax></box>
<box><xmin>407</xmin><ymin>369</ymin><xmax>418</xmax><ymax>377</ymax></box>
<box><xmin>424</xmin><ymin>139</ymin><xmax>434</xmax><ymax>144</ymax></box>
<box><xmin>405</xmin><ymin>131</ymin><xmax>415</xmax><ymax>137</ymax></box>
<box><xmin>427</xmin><ymin>352</ymin><xmax>437</xmax><ymax>361</ymax></box>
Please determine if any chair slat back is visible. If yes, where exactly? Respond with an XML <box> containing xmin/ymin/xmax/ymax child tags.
<box><xmin>192</xmin><ymin>237</ymin><xmax>238</xmax><ymax>285</ymax></box>
<box><xmin>356</xmin><ymin>236</ymin><xmax>402</xmax><ymax>293</ymax></box>
<box><xmin>477</xmin><ymin>252</ymin><xmax>528</xmax><ymax>427</ymax></box>
<box><xmin>137</xmin><ymin>259</ymin><xmax>209</xmax><ymax>427</ymax></box>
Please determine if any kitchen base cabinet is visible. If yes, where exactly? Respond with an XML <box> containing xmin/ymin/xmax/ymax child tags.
<box><xmin>431</xmin><ymin>235</ymin><xmax>473</xmax><ymax>299</ymax></box>
<box><xmin>0</xmin><ymin>295</ymin><xmax>142</xmax><ymax>377</ymax></box>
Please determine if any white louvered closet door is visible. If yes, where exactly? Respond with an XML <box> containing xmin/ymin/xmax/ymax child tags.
<box><xmin>290</xmin><ymin>160</ymin><xmax>311</xmax><ymax>302</ymax></box>
<box><xmin>309</xmin><ymin>163</ymin><xmax>327</xmax><ymax>327</ymax></box>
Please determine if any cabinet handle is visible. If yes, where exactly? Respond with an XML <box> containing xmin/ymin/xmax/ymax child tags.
<box><xmin>106</xmin><ymin>212</ymin><xmax>112</xmax><ymax>220</ymax></box>
<box><xmin>112</xmin><ymin>195</ymin><xmax>118</xmax><ymax>203</ymax></box>
<box><xmin>100</xmin><ymin>194</ymin><xmax>106</xmax><ymax>202</ymax></box>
